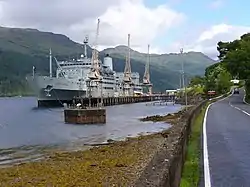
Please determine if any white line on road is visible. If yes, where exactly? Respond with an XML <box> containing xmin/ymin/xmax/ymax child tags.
<box><xmin>243</xmin><ymin>92</ymin><xmax>250</xmax><ymax>105</ymax></box>
<box><xmin>229</xmin><ymin>102</ymin><xmax>250</xmax><ymax>116</ymax></box>
<box><xmin>203</xmin><ymin>103</ymin><xmax>212</xmax><ymax>187</ymax></box>
<box><xmin>203</xmin><ymin>92</ymin><xmax>233</xmax><ymax>187</ymax></box>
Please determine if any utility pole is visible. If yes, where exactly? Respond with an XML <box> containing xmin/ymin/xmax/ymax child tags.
<box><xmin>179</xmin><ymin>70</ymin><xmax>182</xmax><ymax>90</ymax></box>
<box><xmin>180</xmin><ymin>48</ymin><xmax>188</xmax><ymax>109</ymax></box>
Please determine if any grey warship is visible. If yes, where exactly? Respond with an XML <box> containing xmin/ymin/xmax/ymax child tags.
<box><xmin>27</xmin><ymin>19</ymin><xmax>143</xmax><ymax>107</ymax></box>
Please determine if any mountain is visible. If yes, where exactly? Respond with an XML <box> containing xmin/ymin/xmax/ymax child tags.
<box><xmin>103</xmin><ymin>45</ymin><xmax>215</xmax><ymax>75</ymax></box>
<box><xmin>0</xmin><ymin>27</ymin><xmax>216</xmax><ymax>96</ymax></box>
<box><xmin>102</xmin><ymin>45</ymin><xmax>215</xmax><ymax>90</ymax></box>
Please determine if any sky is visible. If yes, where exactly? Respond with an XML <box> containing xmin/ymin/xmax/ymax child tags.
<box><xmin>0</xmin><ymin>0</ymin><xmax>249</xmax><ymax>59</ymax></box>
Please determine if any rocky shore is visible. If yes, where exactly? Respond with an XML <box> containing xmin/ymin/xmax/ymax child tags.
<box><xmin>0</xmin><ymin>107</ymin><xmax>193</xmax><ymax>186</ymax></box>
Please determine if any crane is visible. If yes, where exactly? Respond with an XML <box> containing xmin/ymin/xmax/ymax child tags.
<box><xmin>88</xmin><ymin>18</ymin><xmax>101</xmax><ymax>80</ymax></box>
<box><xmin>122</xmin><ymin>34</ymin><xmax>133</xmax><ymax>96</ymax></box>
<box><xmin>123</xmin><ymin>34</ymin><xmax>132</xmax><ymax>83</ymax></box>
<box><xmin>143</xmin><ymin>44</ymin><xmax>153</xmax><ymax>95</ymax></box>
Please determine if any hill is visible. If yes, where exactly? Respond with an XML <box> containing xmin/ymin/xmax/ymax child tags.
<box><xmin>103</xmin><ymin>45</ymin><xmax>215</xmax><ymax>75</ymax></box>
<box><xmin>0</xmin><ymin>27</ymin><xmax>216</xmax><ymax>96</ymax></box>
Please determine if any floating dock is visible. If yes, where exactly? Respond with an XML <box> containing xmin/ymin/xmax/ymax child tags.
<box><xmin>64</xmin><ymin>107</ymin><xmax>106</xmax><ymax>124</ymax></box>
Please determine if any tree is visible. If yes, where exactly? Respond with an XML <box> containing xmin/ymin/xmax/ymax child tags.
<box><xmin>218</xmin><ymin>33</ymin><xmax>250</xmax><ymax>79</ymax></box>
<box><xmin>223</xmin><ymin>40</ymin><xmax>250</xmax><ymax>79</ymax></box>
<box><xmin>203</xmin><ymin>63</ymin><xmax>232</xmax><ymax>95</ymax></box>
<box><xmin>217</xmin><ymin>40</ymin><xmax>240</xmax><ymax>60</ymax></box>
<box><xmin>216</xmin><ymin>69</ymin><xmax>232</xmax><ymax>93</ymax></box>
<box><xmin>217</xmin><ymin>32</ymin><xmax>250</xmax><ymax>101</ymax></box>
<box><xmin>189</xmin><ymin>75</ymin><xmax>204</xmax><ymax>87</ymax></box>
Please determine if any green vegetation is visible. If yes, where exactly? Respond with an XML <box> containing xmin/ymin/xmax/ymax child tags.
<box><xmin>238</xmin><ymin>80</ymin><xmax>245</xmax><ymax>88</ymax></box>
<box><xmin>203</xmin><ymin>63</ymin><xmax>232</xmax><ymax>95</ymax></box>
<box><xmin>0</xmin><ymin>27</ymin><xmax>215</xmax><ymax>95</ymax></box>
<box><xmin>187</xmin><ymin>61</ymin><xmax>232</xmax><ymax>97</ymax></box>
<box><xmin>217</xmin><ymin>33</ymin><xmax>250</xmax><ymax>102</ymax></box>
<box><xmin>104</xmin><ymin>46</ymin><xmax>215</xmax><ymax>76</ymax></box>
<box><xmin>180</xmin><ymin>103</ymin><xmax>207</xmax><ymax>187</ymax></box>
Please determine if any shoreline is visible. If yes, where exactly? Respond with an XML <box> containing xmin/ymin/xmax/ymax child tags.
<box><xmin>0</xmin><ymin>133</ymin><xmax>168</xmax><ymax>186</ymax></box>
<box><xmin>0</xmin><ymin>94</ymin><xmax>35</xmax><ymax>98</ymax></box>
<box><xmin>0</xmin><ymin>107</ymin><xmax>189</xmax><ymax>186</ymax></box>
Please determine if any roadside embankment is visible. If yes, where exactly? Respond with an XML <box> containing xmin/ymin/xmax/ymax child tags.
<box><xmin>134</xmin><ymin>101</ymin><xmax>207</xmax><ymax>187</ymax></box>
<box><xmin>0</xmin><ymin>102</ymin><xmax>206</xmax><ymax>186</ymax></box>
<box><xmin>180</xmin><ymin>103</ymin><xmax>208</xmax><ymax>187</ymax></box>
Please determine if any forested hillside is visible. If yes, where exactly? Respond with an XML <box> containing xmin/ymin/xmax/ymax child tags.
<box><xmin>0</xmin><ymin>27</ymin><xmax>216</xmax><ymax>96</ymax></box>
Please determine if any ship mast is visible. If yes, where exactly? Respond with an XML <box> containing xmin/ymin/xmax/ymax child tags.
<box><xmin>83</xmin><ymin>36</ymin><xmax>89</xmax><ymax>59</ymax></box>
<box><xmin>143</xmin><ymin>44</ymin><xmax>150</xmax><ymax>84</ymax></box>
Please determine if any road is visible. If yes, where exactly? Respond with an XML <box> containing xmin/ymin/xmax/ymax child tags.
<box><xmin>202</xmin><ymin>90</ymin><xmax>250</xmax><ymax>187</ymax></box>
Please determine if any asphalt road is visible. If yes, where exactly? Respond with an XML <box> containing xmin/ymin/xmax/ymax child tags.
<box><xmin>203</xmin><ymin>90</ymin><xmax>250</xmax><ymax>187</ymax></box>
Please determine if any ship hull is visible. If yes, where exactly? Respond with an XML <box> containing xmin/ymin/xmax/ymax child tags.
<box><xmin>37</xmin><ymin>89</ymin><xmax>86</xmax><ymax>107</ymax></box>
<box><xmin>27</xmin><ymin>76</ymin><xmax>87</xmax><ymax>107</ymax></box>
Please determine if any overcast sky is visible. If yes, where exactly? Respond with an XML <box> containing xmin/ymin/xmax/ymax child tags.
<box><xmin>0</xmin><ymin>0</ymin><xmax>249</xmax><ymax>59</ymax></box>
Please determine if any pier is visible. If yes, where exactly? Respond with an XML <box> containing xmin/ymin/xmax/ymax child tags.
<box><xmin>71</xmin><ymin>94</ymin><xmax>175</xmax><ymax>107</ymax></box>
<box><xmin>38</xmin><ymin>95</ymin><xmax>175</xmax><ymax>107</ymax></box>
<box><xmin>64</xmin><ymin>94</ymin><xmax>175</xmax><ymax>124</ymax></box>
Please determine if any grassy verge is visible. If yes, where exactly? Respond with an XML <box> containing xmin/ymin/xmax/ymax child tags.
<box><xmin>180</xmin><ymin>102</ymin><xmax>209</xmax><ymax>187</ymax></box>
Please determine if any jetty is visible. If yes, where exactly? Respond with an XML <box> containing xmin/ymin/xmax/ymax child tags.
<box><xmin>71</xmin><ymin>95</ymin><xmax>175</xmax><ymax>107</ymax></box>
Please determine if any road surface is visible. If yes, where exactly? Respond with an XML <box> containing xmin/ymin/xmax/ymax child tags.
<box><xmin>202</xmin><ymin>90</ymin><xmax>250</xmax><ymax>187</ymax></box>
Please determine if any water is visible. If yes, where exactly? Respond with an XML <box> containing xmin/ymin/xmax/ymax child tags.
<box><xmin>0</xmin><ymin>97</ymin><xmax>181</xmax><ymax>166</ymax></box>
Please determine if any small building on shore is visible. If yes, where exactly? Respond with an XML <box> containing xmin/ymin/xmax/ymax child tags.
<box><xmin>230</xmin><ymin>79</ymin><xmax>240</xmax><ymax>85</ymax></box>
<box><xmin>166</xmin><ymin>89</ymin><xmax>177</xmax><ymax>96</ymax></box>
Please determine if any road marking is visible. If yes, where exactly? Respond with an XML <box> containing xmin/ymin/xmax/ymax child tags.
<box><xmin>203</xmin><ymin>92</ymin><xmax>248</xmax><ymax>186</ymax></box>
<box><xmin>203</xmin><ymin>103</ymin><xmax>212</xmax><ymax>187</ymax></box>
<box><xmin>229</xmin><ymin>102</ymin><xmax>250</xmax><ymax>116</ymax></box>
<box><xmin>203</xmin><ymin>92</ymin><xmax>233</xmax><ymax>187</ymax></box>
<box><xmin>243</xmin><ymin>93</ymin><xmax>250</xmax><ymax>105</ymax></box>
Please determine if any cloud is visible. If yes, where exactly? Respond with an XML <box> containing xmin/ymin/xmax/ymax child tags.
<box><xmin>180</xmin><ymin>24</ymin><xmax>250</xmax><ymax>59</ymax></box>
<box><xmin>1</xmin><ymin>0</ymin><xmax>246</xmax><ymax>60</ymax></box>
<box><xmin>209</xmin><ymin>0</ymin><xmax>224</xmax><ymax>9</ymax></box>
<box><xmin>0</xmin><ymin>0</ymin><xmax>185</xmax><ymax>52</ymax></box>
<box><xmin>153</xmin><ymin>23</ymin><xmax>250</xmax><ymax>60</ymax></box>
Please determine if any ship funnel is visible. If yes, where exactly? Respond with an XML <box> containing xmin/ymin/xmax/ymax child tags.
<box><xmin>103</xmin><ymin>54</ymin><xmax>113</xmax><ymax>71</ymax></box>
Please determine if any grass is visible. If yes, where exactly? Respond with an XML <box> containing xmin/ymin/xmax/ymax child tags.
<box><xmin>180</xmin><ymin>102</ymin><xmax>209</xmax><ymax>187</ymax></box>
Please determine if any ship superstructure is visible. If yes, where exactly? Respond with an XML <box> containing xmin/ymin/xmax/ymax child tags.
<box><xmin>115</xmin><ymin>72</ymin><xmax>143</xmax><ymax>96</ymax></box>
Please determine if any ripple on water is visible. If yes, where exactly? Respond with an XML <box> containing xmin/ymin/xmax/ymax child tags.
<box><xmin>0</xmin><ymin>97</ymin><xmax>181</xmax><ymax>165</ymax></box>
